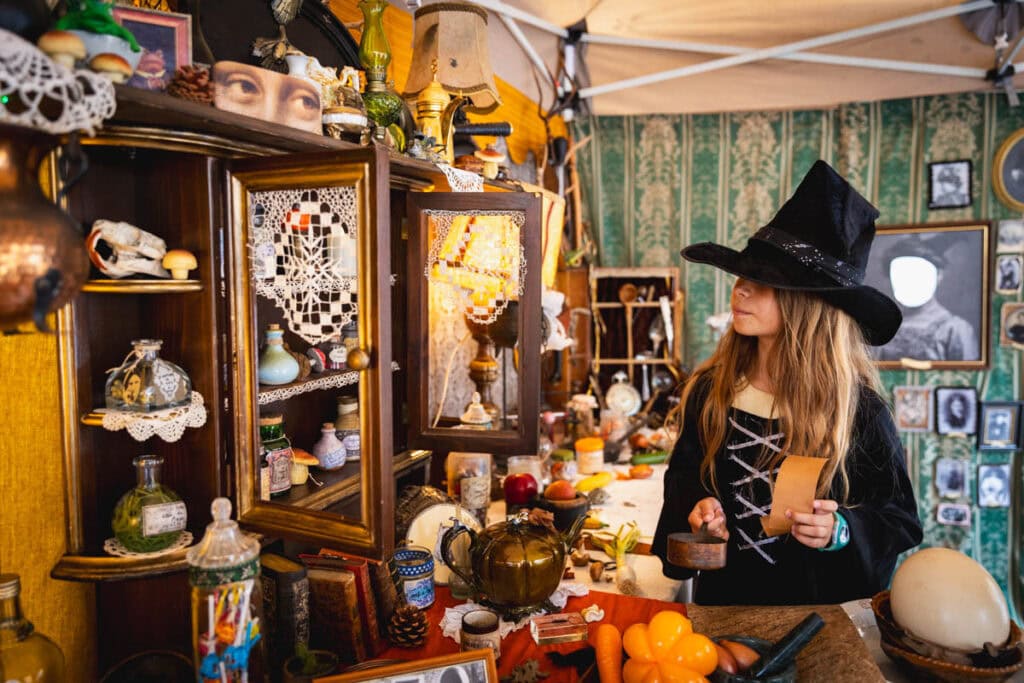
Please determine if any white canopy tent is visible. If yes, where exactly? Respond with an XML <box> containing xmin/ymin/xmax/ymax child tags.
<box><xmin>391</xmin><ymin>0</ymin><xmax>1024</xmax><ymax>115</ymax></box>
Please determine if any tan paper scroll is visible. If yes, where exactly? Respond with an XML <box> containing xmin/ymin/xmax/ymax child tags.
<box><xmin>761</xmin><ymin>455</ymin><xmax>827</xmax><ymax>537</ymax></box>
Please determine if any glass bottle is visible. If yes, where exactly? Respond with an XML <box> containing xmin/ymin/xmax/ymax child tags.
<box><xmin>112</xmin><ymin>455</ymin><xmax>187</xmax><ymax>553</ymax></box>
<box><xmin>313</xmin><ymin>421</ymin><xmax>347</xmax><ymax>471</ymax></box>
<box><xmin>0</xmin><ymin>574</ymin><xmax>65</xmax><ymax>683</ymax></box>
<box><xmin>105</xmin><ymin>338</ymin><xmax>192</xmax><ymax>412</ymax></box>
<box><xmin>187</xmin><ymin>498</ymin><xmax>264</xmax><ymax>683</ymax></box>
<box><xmin>358</xmin><ymin>0</ymin><xmax>403</xmax><ymax>140</ymax></box>
<box><xmin>334</xmin><ymin>395</ymin><xmax>360</xmax><ymax>461</ymax></box>
<box><xmin>260</xmin><ymin>414</ymin><xmax>293</xmax><ymax>497</ymax></box>
<box><xmin>258</xmin><ymin>324</ymin><xmax>300</xmax><ymax>385</ymax></box>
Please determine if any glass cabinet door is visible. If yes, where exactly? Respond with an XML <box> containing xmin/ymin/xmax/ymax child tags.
<box><xmin>406</xmin><ymin>191</ymin><xmax>541</xmax><ymax>455</ymax></box>
<box><xmin>226</xmin><ymin>147</ymin><xmax>393</xmax><ymax>557</ymax></box>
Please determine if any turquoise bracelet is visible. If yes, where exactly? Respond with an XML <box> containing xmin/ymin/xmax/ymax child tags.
<box><xmin>819</xmin><ymin>511</ymin><xmax>850</xmax><ymax>552</ymax></box>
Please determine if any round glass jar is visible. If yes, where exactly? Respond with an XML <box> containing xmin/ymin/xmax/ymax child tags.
<box><xmin>105</xmin><ymin>339</ymin><xmax>192</xmax><ymax>412</ymax></box>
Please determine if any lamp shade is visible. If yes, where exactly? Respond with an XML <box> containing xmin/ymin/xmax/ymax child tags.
<box><xmin>403</xmin><ymin>1</ymin><xmax>501</xmax><ymax>114</ymax></box>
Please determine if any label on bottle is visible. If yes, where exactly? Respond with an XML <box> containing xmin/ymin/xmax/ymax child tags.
<box><xmin>266</xmin><ymin>446</ymin><xmax>293</xmax><ymax>494</ymax></box>
<box><xmin>319</xmin><ymin>446</ymin><xmax>347</xmax><ymax>470</ymax></box>
<box><xmin>260</xmin><ymin>465</ymin><xmax>271</xmax><ymax>501</ymax></box>
<box><xmin>328</xmin><ymin>345</ymin><xmax>348</xmax><ymax>366</ymax></box>
<box><xmin>460</xmin><ymin>474</ymin><xmax>490</xmax><ymax>510</ymax></box>
<box><xmin>342</xmin><ymin>433</ymin><xmax>361</xmax><ymax>459</ymax></box>
<box><xmin>141</xmin><ymin>501</ymin><xmax>187</xmax><ymax>537</ymax></box>
<box><xmin>402</xmin><ymin>575</ymin><xmax>435</xmax><ymax>609</ymax></box>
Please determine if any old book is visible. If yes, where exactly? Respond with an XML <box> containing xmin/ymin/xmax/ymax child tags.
<box><xmin>303</xmin><ymin>564</ymin><xmax>366</xmax><ymax>664</ymax></box>
<box><xmin>309</xmin><ymin>550</ymin><xmax>384</xmax><ymax>656</ymax></box>
<box><xmin>260</xmin><ymin>552</ymin><xmax>309</xmax><ymax>677</ymax></box>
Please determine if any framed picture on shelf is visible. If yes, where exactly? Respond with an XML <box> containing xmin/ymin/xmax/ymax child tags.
<box><xmin>864</xmin><ymin>223</ymin><xmax>989</xmax><ymax>370</ymax></box>
<box><xmin>996</xmin><ymin>255</ymin><xmax>1023</xmax><ymax>294</ymax></box>
<box><xmin>936</xmin><ymin>502</ymin><xmax>972</xmax><ymax>527</ymax></box>
<box><xmin>928</xmin><ymin>160</ymin><xmax>972</xmax><ymax>209</ymax></box>
<box><xmin>111</xmin><ymin>6</ymin><xmax>192</xmax><ymax>91</ymax></box>
<box><xmin>999</xmin><ymin>302</ymin><xmax>1024</xmax><ymax>347</ymax></box>
<box><xmin>997</xmin><ymin>219</ymin><xmax>1024</xmax><ymax>253</ymax></box>
<box><xmin>978</xmin><ymin>402</ymin><xmax>1021</xmax><ymax>450</ymax></box>
<box><xmin>977</xmin><ymin>463</ymin><xmax>1012</xmax><ymax>508</ymax></box>
<box><xmin>320</xmin><ymin>649</ymin><xmax>499</xmax><ymax>683</ymax></box>
<box><xmin>934</xmin><ymin>457</ymin><xmax>966</xmax><ymax>499</ymax></box>
<box><xmin>893</xmin><ymin>385</ymin><xmax>933</xmax><ymax>432</ymax></box>
<box><xmin>934</xmin><ymin>386</ymin><xmax>978</xmax><ymax>436</ymax></box>
<box><xmin>994</xmin><ymin>128</ymin><xmax>1024</xmax><ymax>213</ymax></box>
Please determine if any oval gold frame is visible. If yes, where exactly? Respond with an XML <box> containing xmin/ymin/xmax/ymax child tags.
<box><xmin>993</xmin><ymin>127</ymin><xmax>1024</xmax><ymax>213</ymax></box>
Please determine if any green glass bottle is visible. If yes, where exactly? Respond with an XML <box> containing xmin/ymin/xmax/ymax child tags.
<box><xmin>112</xmin><ymin>455</ymin><xmax>187</xmax><ymax>553</ymax></box>
<box><xmin>0</xmin><ymin>574</ymin><xmax>66</xmax><ymax>682</ymax></box>
<box><xmin>260</xmin><ymin>414</ymin><xmax>293</xmax><ymax>497</ymax></box>
<box><xmin>358</xmin><ymin>0</ymin><xmax>403</xmax><ymax>140</ymax></box>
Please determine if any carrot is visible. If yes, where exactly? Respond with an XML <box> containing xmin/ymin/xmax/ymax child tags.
<box><xmin>595</xmin><ymin>623</ymin><xmax>624</xmax><ymax>683</ymax></box>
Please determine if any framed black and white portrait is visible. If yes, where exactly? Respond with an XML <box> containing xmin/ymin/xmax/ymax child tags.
<box><xmin>893</xmin><ymin>385</ymin><xmax>932</xmax><ymax>432</ymax></box>
<box><xmin>977</xmin><ymin>464</ymin><xmax>1011</xmax><ymax>508</ymax></box>
<box><xmin>934</xmin><ymin>457</ymin><xmax>966</xmax><ymax>499</ymax></box>
<box><xmin>997</xmin><ymin>219</ymin><xmax>1024</xmax><ymax>253</ymax></box>
<box><xmin>1001</xmin><ymin>302</ymin><xmax>1024</xmax><ymax>347</ymax></box>
<box><xmin>996</xmin><ymin>255</ymin><xmax>1023</xmax><ymax>294</ymax></box>
<box><xmin>321</xmin><ymin>650</ymin><xmax>498</xmax><ymax>683</ymax></box>
<box><xmin>934</xmin><ymin>386</ymin><xmax>978</xmax><ymax>436</ymax></box>
<box><xmin>865</xmin><ymin>223</ymin><xmax>990</xmax><ymax>370</ymax></box>
<box><xmin>928</xmin><ymin>160</ymin><xmax>972</xmax><ymax>209</ymax></box>
<box><xmin>994</xmin><ymin>128</ymin><xmax>1024</xmax><ymax>213</ymax></box>
<box><xmin>978</xmin><ymin>402</ymin><xmax>1021</xmax><ymax>450</ymax></box>
<box><xmin>936</xmin><ymin>502</ymin><xmax>972</xmax><ymax>527</ymax></box>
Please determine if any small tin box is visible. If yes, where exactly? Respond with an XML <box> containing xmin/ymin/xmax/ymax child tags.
<box><xmin>529</xmin><ymin>612</ymin><xmax>588</xmax><ymax>646</ymax></box>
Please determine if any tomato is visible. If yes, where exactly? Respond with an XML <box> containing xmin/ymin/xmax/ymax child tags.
<box><xmin>623</xmin><ymin>658</ymin><xmax>656</xmax><ymax>683</ymax></box>
<box><xmin>647</xmin><ymin>611</ymin><xmax>693</xmax><ymax>658</ymax></box>
<box><xmin>668</xmin><ymin>633</ymin><xmax>718</xmax><ymax>676</ymax></box>
<box><xmin>623</xmin><ymin>623</ymin><xmax>655</xmax><ymax>662</ymax></box>
<box><xmin>656</xmin><ymin>662</ymin><xmax>708</xmax><ymax>683</ymax></box>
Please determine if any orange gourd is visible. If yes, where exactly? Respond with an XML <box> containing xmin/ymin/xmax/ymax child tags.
<box><xmin>621</xmin><ymin>611</ymin><xmax>715</xmax><ymax>682</ymax></box>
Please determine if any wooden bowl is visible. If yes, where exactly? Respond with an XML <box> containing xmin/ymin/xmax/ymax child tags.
<box><xmin>871</xmin><ymin>591</ymin><xmax>1024</xmax><ymax>682</ymax></box>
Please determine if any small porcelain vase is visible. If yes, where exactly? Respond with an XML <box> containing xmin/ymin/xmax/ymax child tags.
<box><xmin>313</xmin><ymin>422</ymin><xmax>347</xmax><ymax>470</ymax></box>
<box><xmin>258</xmin><ymin>324</ymin><xmax>300</xmax><ymax>385</ymax></box>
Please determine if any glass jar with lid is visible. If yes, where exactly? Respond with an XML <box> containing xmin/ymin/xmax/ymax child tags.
<box><xmin>334</xmin><ymin>394</ymin><xmax>360</xmax><ymax>461</ymax></box>
<box><xmin>260</xmin><ymin>413</ymin><xmax>293</xmax><ymax>497</ymax></box>
<box><xmin>105</xmin><ymin>338</ymin><xmax>192</xmax><ymax>412</ymax></box>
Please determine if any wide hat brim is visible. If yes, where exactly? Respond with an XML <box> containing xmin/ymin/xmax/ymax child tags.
<box><xmin>682</xmin><ymin>241</ymin><xmax>902</xmax><ymax>346</ymax></box>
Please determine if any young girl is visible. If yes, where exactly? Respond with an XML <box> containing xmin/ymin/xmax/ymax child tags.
<box><xmin>651</xmin><ymin>160</ymin><xmax>923</xmax><ymax>606</ymax></box>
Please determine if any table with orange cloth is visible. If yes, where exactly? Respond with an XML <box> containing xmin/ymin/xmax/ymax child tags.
<box><xmin>379</xmin><ymin>586</ymin><xmax>687</xmax><ymax>682</ymax></box>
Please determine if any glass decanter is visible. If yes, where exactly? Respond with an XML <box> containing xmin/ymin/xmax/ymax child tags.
<box><xmin>0</xmin><ymin>574</ymin><xmax>66</xmax><ymax>682</ymax></box>
<box><xmin>187</xmin><ymin>498</ymin><xmax>264</xmax><ymax>682</ymax></box>
<box><xmin>358</xmin><ymin>0</ymin><xmax>403</xmax><ymax>140</ymax></box>
<box><xmin>105</xmin><ymin>339</ymin><xmax>192</xmax><ymax>412</ymax></box>
<box><xmin>111</xmin><ymin>455</ymin><xmax>187</xmax><ymax>553</ymax></box>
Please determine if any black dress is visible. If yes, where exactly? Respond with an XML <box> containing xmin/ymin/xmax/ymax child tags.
<box><xmin>650</xmin><ymin>380</ymin><xmax>923</xmax><ymax>605</ymax></box>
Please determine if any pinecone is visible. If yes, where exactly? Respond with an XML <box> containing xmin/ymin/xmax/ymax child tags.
<box><xmin>167</xmin><ymin>65</ymin><xmax>214</xmax><ymax>106</ymax></box>
<box><xmin>386</xmin><ymin>603</ymin><xmax>428</xmax><ymax>648</ymax></box>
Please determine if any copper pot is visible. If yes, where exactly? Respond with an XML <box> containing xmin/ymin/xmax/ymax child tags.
<box><xmin>0</xmin><ymin>126</ymin><xmax>88</xmax><ymax>329</ymax></box>
<box><xmin>441</xmin><ymin>510</ymin><xmax>585</xmax><ymax>620</ymax></box>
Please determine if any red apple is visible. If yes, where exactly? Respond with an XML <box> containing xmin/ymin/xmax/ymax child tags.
<box><xmin>504</xmin><ymin>472</ymin><xmax>538</xmax><ymax>505</ymax></box>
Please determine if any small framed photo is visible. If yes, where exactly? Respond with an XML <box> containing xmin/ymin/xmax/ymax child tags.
<box><xmin>928</xmin><ymin>160</ymin><xmax>972</xmax><ymax>209</ymax></box>
<box><xmin>934</xmin><ymin>457</ymin><xmax>966</xmax><ymax>498</ymax></box>
<box><xmin>111</xmin><ymin>6</ymin><xmax>192</xmax><ymax>91</ymax></box>
<box><xmin>978</xmin><ymin>463</ymin><xmax>1012</xmax><ymax>508</ymax></box>
<box><xmin>997</xmin><ymin>219</ymin><xmax>1024</xmax><ymax>253</ymax></box>
<box><xmin>320</xmin><ymin>650</ymin><xmax>498</xmax><ymax>683</ymax></box>
<box><xmin>936</xmin><ymin>502</ymin><xmax>972</xmax><ymax>527</ymax></box>
<box><xmin>1000</xmin><ymin>302</ymin><xmax>1024</xmax><ymax>347</ymax></box>
<box><xmin>893</xmin><ymin>385</ymin><xmax>933</xmax><ymax>432</ymax></box>
<box><xmin>978</xmin><ymin>402</ymin><xmax>1021</xmax><ymax>450</ymax></box>
<box><xmin>996</xmin><ymin>254</ymin><xmax>1023</xmax><ymax>293</ymax></box>
<box><xmin>935</xmin><ymin>386</ymin><xmax>978</xmax><ymax>436</ymax></box>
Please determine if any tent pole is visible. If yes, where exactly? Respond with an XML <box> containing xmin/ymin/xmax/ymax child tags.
<box><xmin>579</xmin><ymin>0</ymin><xmax>998</xmax><ymax>99</ymax></box>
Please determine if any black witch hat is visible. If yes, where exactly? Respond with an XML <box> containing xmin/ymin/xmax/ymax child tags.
<box><xmin>681</xmin><ymin>160</ymin><xmax>901</xmax><ymax>345</ymax></box>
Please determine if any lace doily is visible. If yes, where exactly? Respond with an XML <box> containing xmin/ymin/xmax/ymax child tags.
<box><xmin>101</xmin><ymin>391</ymin><xmax>208</xmax><ymax>442</ymax></box>
<box><xmin>0</xmin><ymin>29</ymin><xmax>115</xmax><ymax>136</ymax></box>
<box><xmin>256</xmin><ymin>361</ymin><xmax>399</xmax><ymax>405</ymax></box>
<box><xmin>424</xmin><ymin>210</ymin><xmax>527</xmax><ymax>325</ymax></box>
<box><xmin>249</xmin><ymin>186</ymin><xmax>359</xmax><ymax>345</ymax></box>
<box><xmin>103</xmin><ymin>531</ymin><xmax>193</xmax><ymax>558</ymax></box>
<box><xmin>439</xmin><ymin>583</ymin><xmax>589</xmax><ymax>642</ymax></box>
<box><xmin>437</xmin><ymin>164</ymin><xmax>484</xmax><ymax>193</ymax></box>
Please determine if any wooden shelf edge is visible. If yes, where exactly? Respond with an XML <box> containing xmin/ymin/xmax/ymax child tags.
<box><xmin>51</xmin><ymin>549</ymin><xmax>189</xmax><ymax>583</ymax></box>
<box><xmin>256</xmin><ymin>361</ymin><xmax>402</xmax><ymax>405</ymax></box>
<box><xmin>82</xmin><ymin>278</ymin><xmax>203</xmax><ymax>294</ymax></box>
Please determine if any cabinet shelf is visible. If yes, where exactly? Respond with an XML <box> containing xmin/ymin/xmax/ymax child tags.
<box><xmin>51</xmin><ymin>545</ymin><xmax>191</xmax><ymax>582</ymax></box>
<box><xmin>256</xmin><ymin>361</ymin><xmax>401</xmax><ymax>405</ymax></box>
<box><xmin>82</xmin><ymin>278</ymin><xmax>202</xmax><ymax>294</ymax></box>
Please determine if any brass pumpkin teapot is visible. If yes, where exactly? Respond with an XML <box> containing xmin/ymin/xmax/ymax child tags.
<box><xmin>441</xmin><ymin>510</ymin><xmax>585</xmax><ymax>620</ymax></box>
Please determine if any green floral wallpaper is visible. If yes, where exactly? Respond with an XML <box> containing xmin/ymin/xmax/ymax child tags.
<box><xmin>574</xmin><ymin>93</ymin><xmax>1024</xmax><ymax>614</ymax></box>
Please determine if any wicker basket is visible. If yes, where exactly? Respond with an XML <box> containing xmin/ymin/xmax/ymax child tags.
<box><xmin>871</xmin><ymin>591</ymin><xmax>1024</xmax><ymax>682</ymax></box>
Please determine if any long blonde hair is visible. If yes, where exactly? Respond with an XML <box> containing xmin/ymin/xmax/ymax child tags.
<box><xmin>680</xmin><ymin>289</ymin><xmax>881</xmax><ymax>501</ymax></box>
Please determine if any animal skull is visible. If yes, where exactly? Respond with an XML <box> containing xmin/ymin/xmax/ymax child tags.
<box><xmin>86</xmin><ymin>220</ymin><xmax>170</xmax><ymax>279</ymax></box>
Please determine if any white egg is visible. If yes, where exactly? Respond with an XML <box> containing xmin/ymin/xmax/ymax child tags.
<box><xmin>890</xmin><ymin>547</ymin><xmax>1009</xmax><ymax>652</ymax></box>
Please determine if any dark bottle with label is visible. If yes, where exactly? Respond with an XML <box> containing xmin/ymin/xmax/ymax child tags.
<box><xmin>260</xmin><ymin>413</ymin><xmax>293</xmax><ymax>497</ymax></box>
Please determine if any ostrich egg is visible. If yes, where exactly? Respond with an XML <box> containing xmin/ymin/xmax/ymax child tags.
<box><xmin>890</xmin><ymin>547</ymin><xmax>1009</xmax><ymax>652</ymax></box>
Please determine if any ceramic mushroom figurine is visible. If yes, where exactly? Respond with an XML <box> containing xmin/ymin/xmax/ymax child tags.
<box><xmin>37</xmin><ymin>30</ymin><xmax>86</xmax><ymax>69</ymax></box>
<box><xmin>90</xmin><ymin>53</ymin><xmax>132</xmax><ymax>83</ymax></box>
<box><xmin>162</xmin><ymin>249</ymin><xmax>197</xmax><ymax>280</ymax></box>
<box><xmin>474</xmin><ymin>146</ymin><xmax>506</xmax><ymax>180</ymax></box>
